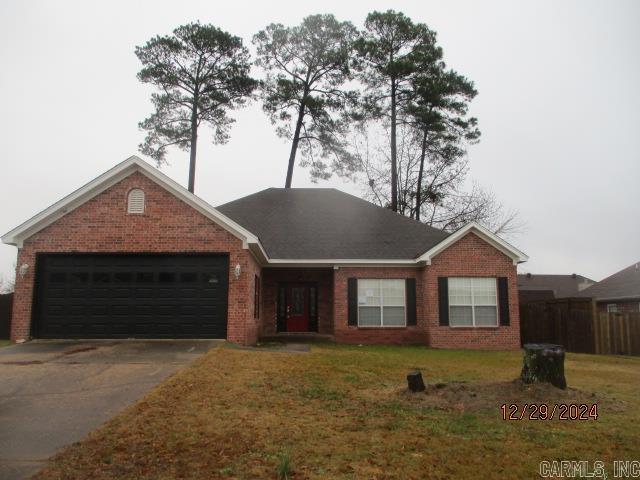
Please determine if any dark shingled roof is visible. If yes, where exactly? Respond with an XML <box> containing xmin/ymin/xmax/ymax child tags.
<box><xmin>217</xmin><ymin>188</ymin><xmax>450</xmax><ymax>260</ymax></box>
<box><xmin>577</xmin><ymin>262</ymin><xmax>640</xmax><ymax>301</ymax></box>
<box><xmin>517</xmin><ymin>274</ymin><xmax>595</xmax><ymax>298</ymax></box>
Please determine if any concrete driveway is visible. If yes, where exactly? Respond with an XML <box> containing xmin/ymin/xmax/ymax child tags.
<box><xmin>0</xmin><ymin>340</ymin><xmax>220</xmax><ymax>480</ymax></box>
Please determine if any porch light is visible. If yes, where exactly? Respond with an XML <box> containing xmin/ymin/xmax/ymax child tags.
<box><xmin>19</xmin><ymin>263</ymin><xmax>29</xmax><ymax>278</ymax></box>
<box><xmin>234</xmin><ymin>264</ymin><xmax>241</xmax><ymax>279</ymax></box>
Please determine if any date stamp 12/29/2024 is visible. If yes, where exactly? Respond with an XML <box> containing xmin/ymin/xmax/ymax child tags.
<box><xmin>501</xmin><ymin>403</ymin><xmax>598</xmax><ymax>421</ymax></box>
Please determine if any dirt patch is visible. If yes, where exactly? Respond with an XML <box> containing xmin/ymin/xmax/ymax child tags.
<box><xmin>62</xmin><ymin>346</ymin><xmax>98</xmax><ymax>356</ymax></box>
<box><xmin>231</xmin><ymin>342</ymin><xmax>311</xmax><ymax>353</ymax></box>
<box><xmin>0</xmin><ymin>360</ymin><xmax>44</xmax><ymax>365</ymax></box>
<box><xmin>398</xmin><ymin>379</ymin><xmax>626</xmax><ymax>416</ymax></box>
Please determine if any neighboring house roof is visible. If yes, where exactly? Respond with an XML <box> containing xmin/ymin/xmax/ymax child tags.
<box><xmin>217</xmin><ymin>188</ymin><xmax>450</xmax><ymax>260</ymax></box>
<box><xmin>2</xmin><ymin>155</ymin><xmax>529</xmax><ymax>266</ymax></box>
<box><xmin>517</xmin><ymin>274</ymin><xmax>595</xmax><ymax>298</ymax></box>
<box><xmin>577</xmin><ymin>262</ymin><xmax>640</xmax><ymax>301</ymax></box>
<box><xmin>519</xmin><ymin>289</ymin><xmax>556</xmax><ymax>303</ymax></box>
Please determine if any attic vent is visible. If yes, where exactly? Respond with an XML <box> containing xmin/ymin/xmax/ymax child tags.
<box><xmin>127</xmin><ymin>189</ymin><xmax>145</xmax><ymax>214</ymax></box>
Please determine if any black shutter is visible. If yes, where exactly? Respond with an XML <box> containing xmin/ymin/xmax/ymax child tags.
<box><xmin>348</xmin><ymin>278</ymin><xmax>358</xmax><ymax>326</ymax></box>
<box><xmin>406</xmin><ymin>278</ymin><xmax>417</xmax><ymax>326</ymax></box>
<box><xmin>277</xmin><ymin>284</ymin><xmax>287</xmax><ymax>332</ymax></box>
<box><xmin>498</xmin><ymin>277</ymin><xmax>510</xmax><ymax>326</ymax></box>
<box><xmin>309</xmin><ymin>285</ymin><xmax>318</xmax><ymax>332</ymax></box>
<box><xmin>438</xmin><ymin>277</ymin><xmax>449</xmax><ymax>326</ymax></box>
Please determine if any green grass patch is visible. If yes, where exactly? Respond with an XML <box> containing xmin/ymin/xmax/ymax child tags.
<box><xmin>33</xmin><ymin>344</ymin><xmax>640</xmax><ymax>480</ymax></box>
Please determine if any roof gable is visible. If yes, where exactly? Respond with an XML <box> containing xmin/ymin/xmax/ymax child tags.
<box><xmin>1</xmin><ymin>156</ymin><xmax>261</xmax><ymax>251</ymax></box>
<box><xmin>416</xmin><ymin>222</ymin><xmax>528</xmax><ymax>265</ymax></box>
<box><xmin>578</xmin><ymin>262</ymin><xmax>640</xmax><ymax>301</ymax></box>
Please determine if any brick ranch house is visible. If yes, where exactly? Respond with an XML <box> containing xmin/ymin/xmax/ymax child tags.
<box><xmin>2</xmin><ymin>156</ymin><xmax>528</xmax><ymax>349</ymax></box>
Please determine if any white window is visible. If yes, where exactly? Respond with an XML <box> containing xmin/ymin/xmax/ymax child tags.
<box><xmin>607</xmin><ymin>304</ymin><xmax>618</xmax><ymax>313</ymax></box>
<box><xmin>127</xmin><ymin>189</ymin><xmax>145</xmax><ymax>214</ymax></box>
<box><xmin>449</xmin><ymin>278</ymin><xmax>498</xmax><ymax>327</ymax></box>
<box><xmin>357</xmin><ymin>279</ymin><xmax>406</xmax><ymax>327</ymax></box>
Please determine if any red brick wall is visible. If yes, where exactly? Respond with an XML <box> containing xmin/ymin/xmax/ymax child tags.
<box><xmin>261</xmin><ymin>268</ymin><xmax>334</xmax><ymax>336</ymax></box>
<box><xmin>331</xmin><ymin>233</ymin><xmax>520</xmax><ymax>349</ymax></box>
<box><xmin>333</xmin><ymin>266</ymin><xmax>426</xmax><ymax>344</ymax></box>
<box><xmin>10</xmin><ymin>171</ymin><xmax>260</xmax><ymax>345</ymax></box>
<box><xmin>240</xmin><ymin>251</ymin><xmax>262</xmax><ymax>345</ymax></box>
<box><xmin>9</xmin><ymin>169</ymin><xmax>522</xmax><ymax>350</ymax></box>
<box><xmin>425</xmin><ymin>232</ymin><xmax>521</xmax><ymax>350</ymax></box>
<box><xmin>596</xmin><ymin>301</ymin><xmax>640</xmax><ymax>314</ymax></box>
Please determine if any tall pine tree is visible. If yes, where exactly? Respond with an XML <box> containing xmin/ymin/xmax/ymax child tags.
<box><xmin>254</xmin><ymin>14</ymin><xmax>358</xmax><ymax>187</ymax></box>
<box><xmin>136</xmin><ymin>22</ymin><xmax>257</xmax><ymax>192</ymax></box>
<box><xmin>354</xmin><ymin>10</ymin><xmax>441</xmax><ymax>211</ymax></box>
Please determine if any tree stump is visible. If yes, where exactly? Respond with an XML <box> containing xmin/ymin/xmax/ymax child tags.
<box><xmin>407</xmin><ymin>370</ymin><xmax>426</xmax><ymax>392</ymax></box>
<box><xmin>521</xmin><ymin>343</ymin><xmax>567</xmax><ymax>389</ymax></box>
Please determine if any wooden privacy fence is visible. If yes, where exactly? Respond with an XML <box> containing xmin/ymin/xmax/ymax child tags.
<box><xmin>0</xmin><ymin>293</ymin><xmax>13</xmax><ymax>340</ymax></box>
<box><xmin>594</xmin><ymin>312</ymin><xmax>640</xmax><ymax>355</ymax></box>
<box><xmin>520</xmin><ymin>298</ymin><xmax>640</xmax><ymax>356</ymax></box>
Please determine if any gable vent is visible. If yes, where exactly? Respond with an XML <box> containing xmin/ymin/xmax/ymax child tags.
<box><xmin>127</xmin><ymin>189</ymin><xmax>145</xmax><ymax>214</ymax></box>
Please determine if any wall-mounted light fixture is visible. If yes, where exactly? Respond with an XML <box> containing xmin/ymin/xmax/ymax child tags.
<box><xmin>234</xmin><ymin>264</ymin><xmax>242</xmax><ymax>279</ymax></box>
<box><xmin>19</xmin><ymin>263</ymin><xmax>29</xmax><ymax>278</ymax></box>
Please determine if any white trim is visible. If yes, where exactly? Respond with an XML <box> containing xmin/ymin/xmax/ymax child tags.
<box><xmin>1</xmin><ymin>158</ymin><xmax>528</xmax><ymax>270</ymax></box>
<box><xmin>1</xmin><ymin>156</ymin><xmax>262</xmax><ymax>250</ymax></box>
<box><xmin>416</xmin><ymin>222</ymin><xmax>528</xmax><ymax>265</ymax></box>
<box><xmin>267</xmin><ymin>258</ymin><xmax>421</xmax><ymax>267</ymax></box>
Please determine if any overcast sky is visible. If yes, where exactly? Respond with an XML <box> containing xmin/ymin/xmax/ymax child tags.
<box><xmin>0</xmin><ymin>0</ymin><xmax>638</xmax><ymax>283</ymax></box>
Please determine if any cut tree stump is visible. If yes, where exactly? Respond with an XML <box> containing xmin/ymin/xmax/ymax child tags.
<box><xmin>407</xmin><ymin>370</ymin><xmax>426</xmax><ymax>392</ymax></box>
<box><xmin>521</xmin><ymin>343</ymin><xmax>567</xmax><ymax>389</ymax></box>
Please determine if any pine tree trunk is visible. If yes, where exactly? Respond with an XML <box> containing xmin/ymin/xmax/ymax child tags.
<box><xmin>415</xmin><ymin>129</ymin><xmax>428</xmax><ymax>222</ymax></box>
<box><xmin>285</xmin><ymin>103</ymin><xmax>306</xmax><ymax>189</ymax></box>
<box><xmin>521</xmin><ymin>343</ymin><xmax>567</xmax><ymax>389</ymax></box>
<box><xmin>390</xmin><ymin>79</ymin><xmax>398</xmax><ymax>212</ymax></box>
<box><xmin>188</xmin><ymin>101</ymin><xmax>198</xmax><ymax>194</ymax></box>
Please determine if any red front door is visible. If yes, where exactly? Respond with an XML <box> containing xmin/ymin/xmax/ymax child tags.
<box><xmin>286</xmin><ymin>284</ymin><xmax>309</xmax><ymax>332</ymax></box>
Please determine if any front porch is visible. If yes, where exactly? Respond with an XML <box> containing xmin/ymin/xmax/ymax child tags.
<box><xmin>260</xmin><ymin>268</ymin><xmax>334</xmax><ymax>337</ymax></box>
<box><xmin>258</xmin><ymin>332</ymin><xmax>336</xmax><ymax>343</ymax></box>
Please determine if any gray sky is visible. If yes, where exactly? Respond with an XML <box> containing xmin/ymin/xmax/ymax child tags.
<box><xmin>0</xmin><ymin>0</ymin><xmax>638</xmax><ymax>283</ymax></box>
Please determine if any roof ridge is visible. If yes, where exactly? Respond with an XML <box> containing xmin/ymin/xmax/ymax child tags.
<box><xmin>218</xmin><ymin>187</ymin><xmax>447</xmax><ymax>236</ymax></box>
<box><xmin>316</xmin><ymin>188</ymin><xmax>449</xmax><ymax>235</ymax></box>
<box><xmin>592</xmin><ymin>261</ymin><xmax>640</xmax><ymax>284</ymax></box>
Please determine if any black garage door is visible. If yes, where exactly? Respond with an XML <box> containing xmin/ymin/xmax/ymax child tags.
<box><xmin>34</xmin><ymin>254</ymin><xmax>229</xmax><ymax>338</ymax></box>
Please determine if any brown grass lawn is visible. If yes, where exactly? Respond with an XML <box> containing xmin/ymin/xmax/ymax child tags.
<box><xmin>35</xmin><ymin>345</ymin><xmax>640</xmax><ymax>479</ymax></box>
<box><xmin>0</xmin><ymin>340</ymin><xmax>11</xmax><ymax>348</ymax></box>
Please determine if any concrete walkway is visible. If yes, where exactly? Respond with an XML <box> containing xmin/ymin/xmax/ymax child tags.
<box><xmin>0</xmin><ymin>340</ymin><xmax>220</xmax><ymax>480</ymax></box>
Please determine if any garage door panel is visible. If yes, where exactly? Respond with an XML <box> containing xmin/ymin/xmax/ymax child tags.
<box><xmin>69</xmin><ymin>288</ymin><xmax>88</xmax><ymax>297</ymax></box>
<box><xmin>35</xmin><ymin>254</ymin><xmax>229</xmax><ymax>339</ymax></box>
<box><xmin>69</xmin><ymin>305</ymin><xmax>86</xmax><ymax>315</ymax></box>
